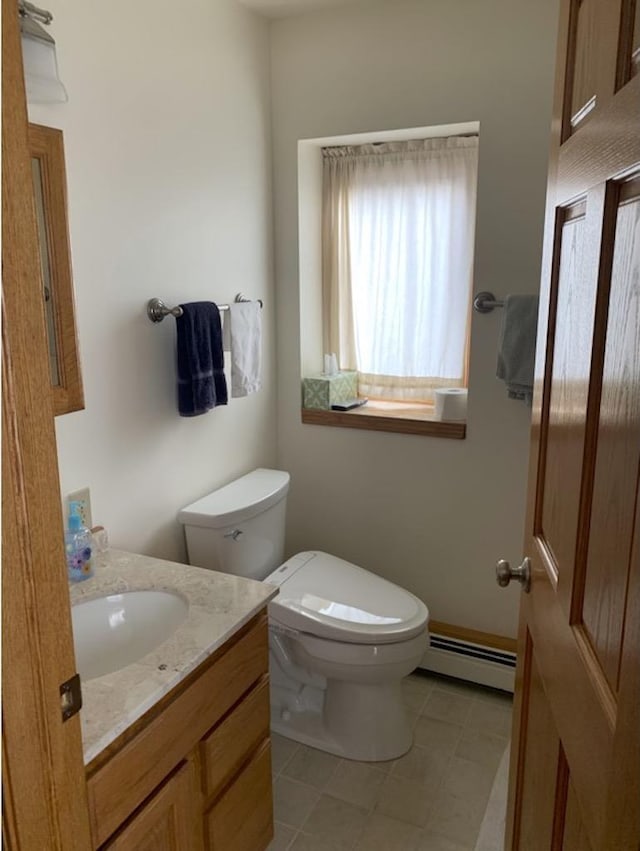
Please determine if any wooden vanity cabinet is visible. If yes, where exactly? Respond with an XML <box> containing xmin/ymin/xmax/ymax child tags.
<box><xmin>88</xmin><ymin>613</ymin><xmax>274</xmax><ymax>851</ymax></box>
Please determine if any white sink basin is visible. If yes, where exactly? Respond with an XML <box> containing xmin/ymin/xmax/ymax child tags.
<box><xmin>72</xmin><ymin>590</ymin><xmax>189</xmax><ymax>681</ymax></box>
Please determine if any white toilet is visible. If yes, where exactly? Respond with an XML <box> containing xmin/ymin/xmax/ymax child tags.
<box><xmin>178</xmin><ymin>468</ymin><xmax>429</xmax><ymax>762</ymax></box>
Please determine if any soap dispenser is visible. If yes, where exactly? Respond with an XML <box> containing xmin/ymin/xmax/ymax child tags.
<box><xmin>65</xmin><ymin>500</ymin><xmax>93</xmax><ymax>582</ymax></box>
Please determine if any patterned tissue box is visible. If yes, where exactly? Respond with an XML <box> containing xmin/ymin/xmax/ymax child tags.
<box><xmin>302</xmin><ymin>371</ymin><xmax>358</xmax><ymax>409</ymax></box>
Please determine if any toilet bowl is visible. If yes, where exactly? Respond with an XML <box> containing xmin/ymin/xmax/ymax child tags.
<box><xmin>178</xmin><ymin>469</ymin><xmax>429</xmax><ymax>761</ymax></box>
<box><xmin>265</xmin><ymin>550</ymin><xmax>429</xmax><ymax>760</ymax></box>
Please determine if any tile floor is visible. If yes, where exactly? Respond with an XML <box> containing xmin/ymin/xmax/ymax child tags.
<box><xmin>268</xmin><ymin>671</ymin><xmax>512</xmax><ymax>851</ymax></box>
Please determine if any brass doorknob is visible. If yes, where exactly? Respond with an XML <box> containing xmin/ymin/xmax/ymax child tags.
<box><xmin>496</xmin><ymin>557</ymin><xmax>531</xmax><ymax>593</ymax></box>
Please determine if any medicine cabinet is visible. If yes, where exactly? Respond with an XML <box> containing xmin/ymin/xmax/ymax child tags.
<box><xmin>29</xmin><ymin>122</ymin><xmax>84</xmax><ymax>415</ymax></box>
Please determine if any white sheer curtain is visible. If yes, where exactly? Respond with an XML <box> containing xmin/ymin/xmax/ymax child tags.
<box><xmin>322</xmin><ymin>136</ymin><xmax>479</xmax><ymax>402</ymax></box>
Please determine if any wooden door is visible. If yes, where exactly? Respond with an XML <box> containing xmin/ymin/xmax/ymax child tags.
<box><xmin>103</xmin><ymin>761</ymin><xmax>202</xmax><ymax>851</ymax></box>
<box><xmin>2</xmin><ymin>1</ymin><xmax>93</xmax><ymax>848</ymax></box>
<box><xmin>505</xmin><ymin>1</ymin><xmax>640</xmax><ymax>849</ymax></box>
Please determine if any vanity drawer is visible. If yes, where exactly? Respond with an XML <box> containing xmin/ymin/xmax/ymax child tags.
<box><xmin>201</xmin><ymin>676</ymin><xmax>270</xmax><ymax>800</ymax></box>
<box><xmin>206</xmin><ymin>741</ymin><xmax>273</xmax><ymax>851</ymax></box>
<box><xmin>88</xmin><ymin>615</ymin><xmax>268</xmax><ymax>848</ymax></box>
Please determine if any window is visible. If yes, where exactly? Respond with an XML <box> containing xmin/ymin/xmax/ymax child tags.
<box><xmin>321</xmin><ymin>135</ymin><xmax>479</xmax><ymax>406</ymax></box>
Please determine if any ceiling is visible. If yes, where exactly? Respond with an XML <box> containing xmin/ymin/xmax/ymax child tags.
<box><xmin>237</xmin><ymin>0</ymin><xmax>378</xmax><ymax>19</ymax></box>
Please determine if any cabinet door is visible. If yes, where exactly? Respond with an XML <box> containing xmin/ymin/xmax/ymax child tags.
<box><xmin>206</xmin><ymin>741</ymin><xmax>273</xmax><ymax>851</ymax></box>
<box><xmin>105</xmin><ymin>760</ymin><xmax>202</xmax><ymax>851</ymax></box>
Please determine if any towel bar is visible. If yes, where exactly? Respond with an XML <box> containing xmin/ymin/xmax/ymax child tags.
<box><xmin>147</xmin><ymin>293</ymin><xmax>263</xmax><ymax>323</ymax></box>
<box><xmin>473</xmin><ymin>291</ymin><xmax>504</xmax><ymax>313</ymax></box>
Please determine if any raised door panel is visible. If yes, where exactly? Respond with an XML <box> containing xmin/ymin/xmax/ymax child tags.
<box><xmin>564</xmin><ymin>0</ymin><xmax>622</xmax><ymax>137</ymax></box>
<box><xmin>512</xmin><ymin>634</ymin><xmax>605</xmax><ymax>851</ymax></box>
<box><xmin>604</xmin><ymin>491</ymin><xmax>640</xmax><ymax>847</ymax></box>
<box><xmin>581</xmin><ymin>179</ymin><xmax>640</xmax><ymax>690</ymax></box>
<box><xmin>617</xmin><ymin>0</ymin><xmax>640</xmax><ymax>86</ymax></box>
<box><xmin>563</xmin><ymin>778</ymin><xmax>593</xmax><ymax>851</ymax></box>
<box><xmin>538</xmin><ymin>202</ymin><xmax>593</xmax><ymax>595</ymax></box>
<box><xmin>565</xmin><ymin>0</ymin><xmax>599</xmax><ymax>134</ymax></box>
<box><xmin>514</xmin><ymin>643</ymin><xmax>561</xmax><ymax>849</ymax></box>
<box><xmin>104</xmin><ymin>760</ymin><xmax>201</xmax><ymax>851</ymax></box>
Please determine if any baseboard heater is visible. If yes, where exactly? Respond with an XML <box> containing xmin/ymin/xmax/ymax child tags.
<box><xmin>419</xmin><ymin>631</ymin><xmax>516</xmax><ymax>693</ymax></box>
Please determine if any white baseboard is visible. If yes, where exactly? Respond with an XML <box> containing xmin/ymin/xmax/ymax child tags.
<box><xmin>420</xmin><ymin>637</ymin><xmax>515</xmax><ymax>693</ymax></box>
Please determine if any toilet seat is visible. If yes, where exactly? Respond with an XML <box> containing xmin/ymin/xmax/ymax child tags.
<box><xmin>277</xmin><ymin>627</ymin><xmax>429</xmax><ymax>668</ymax></box>
<box><xmin>265</xmin><ymin>551</ymin><xmax>429</xmax><ymax>645</ymax></box>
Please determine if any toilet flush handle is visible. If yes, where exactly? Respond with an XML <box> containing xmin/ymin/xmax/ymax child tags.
<box><xmin>224</xmin><ymin>528</ymin><xmax>243</xmax><ymax>542</ymax></box>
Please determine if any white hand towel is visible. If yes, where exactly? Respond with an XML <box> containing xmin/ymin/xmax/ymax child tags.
<box><xmin>223</xmin><ymin>301</ymin><xmax>262</xmax><ymax>397</ymax></box>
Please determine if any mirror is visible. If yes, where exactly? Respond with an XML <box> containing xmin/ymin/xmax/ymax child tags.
<box><xmin>29</xmin><ymin>122</ymin><xmax>84</xmax><ymax>415</ymax></box>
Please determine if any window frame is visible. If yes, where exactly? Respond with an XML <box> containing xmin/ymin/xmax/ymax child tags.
<box><xmin>298</xmin><ymin>121</ymin><xmax>480</xmax><ymax>439</ymax></box>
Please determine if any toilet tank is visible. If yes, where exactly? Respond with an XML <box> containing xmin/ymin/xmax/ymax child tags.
<box><xmin>178</xmin><ymin>469</ymin><xmax>290</xmax><ymax>581</ymax></box>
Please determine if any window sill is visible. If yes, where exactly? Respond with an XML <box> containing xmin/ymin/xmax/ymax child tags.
<box><xmin>301</xmin><ymin>400</ymin><xmax>466</xmax><ymax>439</ymax></box>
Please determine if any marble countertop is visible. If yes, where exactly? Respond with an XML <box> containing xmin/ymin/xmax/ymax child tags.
<box><xmin>70</xmin><ymin>549</ymin><xmax>277</xmax><ymax>766</ymax></box>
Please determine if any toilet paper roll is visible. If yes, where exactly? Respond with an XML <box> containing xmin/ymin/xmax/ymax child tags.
<box><xmin>434</xmin><ymin>388</ymin><xmax>468</xmax><ymax>421</ymax></box>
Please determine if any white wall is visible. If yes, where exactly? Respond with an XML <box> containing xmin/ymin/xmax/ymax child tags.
<box><xmin>30</xmin><ymin>0</ymin><xmax>277</xmax><ymax>562</ymax></box>
<box><xmin>270</xmin><ymin>0</ymin><xmax>559</xmax><ymax>638</ymax></box>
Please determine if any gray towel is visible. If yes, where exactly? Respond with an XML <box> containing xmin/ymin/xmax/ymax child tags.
<box><xmin>496</xmin><ymin>295</ymin><xmax>539</xmax><ymax>405</ymax></box>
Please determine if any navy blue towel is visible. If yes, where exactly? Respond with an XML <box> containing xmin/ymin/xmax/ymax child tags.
<box><xmin>176</xmin><ymin>302</ymin><xmax>228</xmax><ymax>416</ymax></box>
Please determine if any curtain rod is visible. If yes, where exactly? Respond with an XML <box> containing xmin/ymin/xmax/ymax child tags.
<box><xmin>321</xmin><ymin>133</ymin><xmax>479</xmax><ymax>153</ymax></box>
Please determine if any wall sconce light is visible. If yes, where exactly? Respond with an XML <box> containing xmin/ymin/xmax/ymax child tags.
<box><xmin>19</xmin><ymin>0</ymin><xmax>68</xmax><ymax>104</ymax></box>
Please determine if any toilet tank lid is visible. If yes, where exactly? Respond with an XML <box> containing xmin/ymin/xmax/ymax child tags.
<box><xmin>178</xmin><ymin>469</ymin><xmax>290</xmax><ymax>529</ymax></box>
